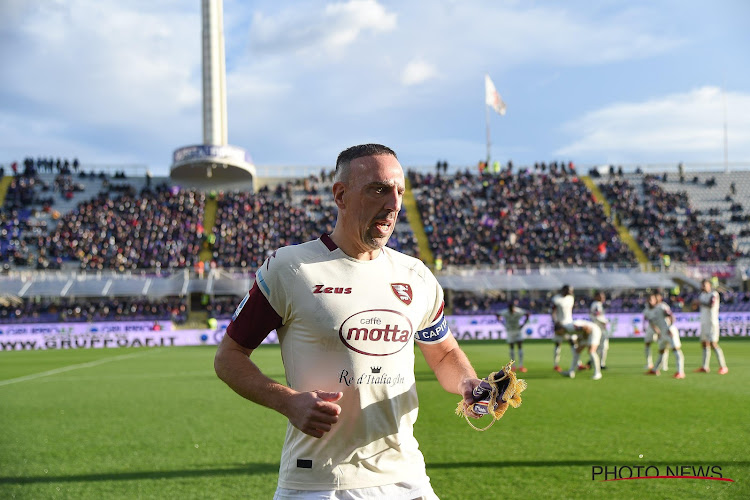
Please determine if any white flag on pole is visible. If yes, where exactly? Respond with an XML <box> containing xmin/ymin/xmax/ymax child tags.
<box><xmin>485</xmin><ymin>74</ymin><xmax>507</xmax><ymax>116</ymax></box>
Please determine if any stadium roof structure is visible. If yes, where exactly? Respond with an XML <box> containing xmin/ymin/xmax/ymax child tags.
<box><xmin>0</xmin><ymin>266</ymin><xmax>698</xmax><ymax>299</ymax></box>
<box><xmin>436</xmin><ymin>267</ymin><xmax>680</xmax><ymax>292</ymax></box>
<box><xmin>0</xmin><ymin>269</ymin><xmax>252</xmax><ymax>299</ymax></box>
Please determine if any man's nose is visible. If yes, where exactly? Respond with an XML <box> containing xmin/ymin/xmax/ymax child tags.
<box><xmin>384</xmin><ymin>188</ymin><xmax>401</xmax><ymax>211</ymax></box>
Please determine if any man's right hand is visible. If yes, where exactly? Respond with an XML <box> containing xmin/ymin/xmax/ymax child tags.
<box><xmin>284</xmin><ymin>390</ymin><xmax>343</xmax><ymax>438</ymax></box>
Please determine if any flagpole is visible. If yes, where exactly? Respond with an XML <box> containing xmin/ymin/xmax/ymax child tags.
<box><xmin>722</xmin><ymin>86</ymin><xmax>729</xmax><ymax>173</ymax></box>
<box><xmin>485</xmin><ymin>102</ymin><xmax>491</xmax><ymax>166</ymax></box>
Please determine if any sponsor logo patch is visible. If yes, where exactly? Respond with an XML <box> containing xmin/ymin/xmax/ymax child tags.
<box><xmin>391</xmin><ymin>283</ymin><xmax>413</xmax><ymax>305</ymax></box>
<box><xmin>339</xmin><ymin>309</ymin><xmax>413</xmax><ymax>356</ymax></box>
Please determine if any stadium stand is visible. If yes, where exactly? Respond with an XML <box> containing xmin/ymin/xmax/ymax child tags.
<box><xmin>0</xmin><ymin>296</ymin><xmax>187</xmax><ymax>324</ymax></box>
<box><xmin>657</xmin><ymin>171</ymin><xmax>750</xmax><ymax>258</ymax></box>
<box><xmin>211</xmin><ymin>173</ymin><xmax>419</xmax><ymax>270</ymax></box>
<box><xmin>2</xmin><ymin>159</ymin><xmax>750</xmax><ymax>324</ymax></box>
<box><xmin>34</xmin><ymin>181</ymin><xmax>203</xmax><ymax>270</ymax></box>
<box><xmin>409</xmin><ymin>167</ymin><xmax>635</xmax><ymax>267</ymax></box>
<box><xmin>598</xmin><ymin>172</ymin><xmax>746</xmax><ymax>264</ymax></box>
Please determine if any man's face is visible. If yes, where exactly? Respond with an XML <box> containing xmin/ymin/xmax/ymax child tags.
<box><xmin>647</xmin><ymin>295</ymin><xmax>657</xmax><ymax>307</ymax></box>
<box><xmin>338</xmin><ymin>154</ymin><xmax>405</xmax><ymax>252</ymax></box>
<box><xmin>702</xmin><ymin>281</ymin><xmax>711</xmax><ymax>292</ymax></box>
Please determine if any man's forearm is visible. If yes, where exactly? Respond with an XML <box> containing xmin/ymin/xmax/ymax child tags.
<box><xmin>214</xmin><ymin>344</ymin><xmax>294</xmax><ymax>416</ymax></box>
<box><xmin>430</xmin><ymin>344</ymin><xmax>478</xmax><ymax>395</ymax></box>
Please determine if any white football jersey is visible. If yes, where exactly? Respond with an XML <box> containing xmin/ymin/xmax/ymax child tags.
<box><xmin>498</xmin><ymin>307</ymin><xmax>527</xmax><ymax>334</ymax></box>
<box><xmin>647</xmin><ymin>302</ymin><xmax>673</xmax><ymax>336</ymax></box>
<box><xmin>551</xmin><ymin>294</ymin><xmax>574</xmax><ymax>325</ymax></box>
<box><xmin>642</xmin><ymin>305</ymin><xmax>657</xmax><ymax>335</ymax></box>
<box><xmin>589</xmin><ymin>300</ymin><xmax>608</xmax><ymax>331</ymax></box>
<box><xmin>699</xmin><ymin>291</ymin><xmax>720</xmax><ymax>325</ymax></box>
<box><xmin>227</xmin><ymin>235</ymin><xmax>448</xmax><ymax>491</ymax></box>
<box><xmin>573</xmin><ymin>319</ymin><xmax>602</xmax><ymax>345</ymax></box>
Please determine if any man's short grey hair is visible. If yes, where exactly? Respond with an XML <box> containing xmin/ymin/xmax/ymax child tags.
<box><xmin>334</xmin><ymin>144</ymin><xmax>397</xmax><ymax>184</ymax></box>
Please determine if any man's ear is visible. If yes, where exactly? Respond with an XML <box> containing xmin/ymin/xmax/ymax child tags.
<box><xmin>332</xmin><ymin>181</ymin><xmax>346</xmax><ymax>209</ymax></box>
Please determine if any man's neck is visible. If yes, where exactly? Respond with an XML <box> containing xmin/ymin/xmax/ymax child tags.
<box><xmin>328</xmin><ymin>230</ymin><xmax>382</xmax><ymax>261</ymax></box>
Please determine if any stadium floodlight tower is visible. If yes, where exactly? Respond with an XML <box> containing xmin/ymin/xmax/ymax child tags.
<box><xmin>171</xmin><ymin>0</ymin><xmax>255</xmax><ymax>187</ymax></box>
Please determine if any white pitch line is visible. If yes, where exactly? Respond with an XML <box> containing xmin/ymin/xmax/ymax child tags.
<box><xmin>0</xmin><ymin>350</ymin><xmax>155</xmax><ymax>387</ymax></box>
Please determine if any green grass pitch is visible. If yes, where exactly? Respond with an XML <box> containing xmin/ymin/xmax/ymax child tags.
<box><xmin>1</xmin><ymin>339</ymin><xmax>748</xmax><ymax>499</ymax></box>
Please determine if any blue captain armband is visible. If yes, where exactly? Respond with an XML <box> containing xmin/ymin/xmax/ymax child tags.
<box><xmin>416</xmin><ymin>315</ymin><xmax>450</xmax><ymax>343</ymax></box>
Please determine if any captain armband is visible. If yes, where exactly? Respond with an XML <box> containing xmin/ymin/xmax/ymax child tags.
<box><xmin>415</xmin><ymin>315</ymin><xmax>450</xmax><ymax>343</ymax></box>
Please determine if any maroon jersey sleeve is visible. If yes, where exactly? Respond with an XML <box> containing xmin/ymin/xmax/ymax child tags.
<box><xmin>226</xmin><ymin>281</ymin><xmax>283</xmax><ymax>349</ymax></box>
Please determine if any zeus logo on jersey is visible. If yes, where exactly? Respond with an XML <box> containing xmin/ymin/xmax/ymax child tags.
<box><xmin>415</xmin><ymin>315</ymin><xmax>449</xmax><ymax>343</ymax></box>
<box><xmin>339</xmin><ymin>309</ymin><xmax>413</xmax><ymax>356</ymax></box>
<box><xmin>313</xmin><ymin>284</ymin><xmax>352</xmax><ymax>294</ymax></box>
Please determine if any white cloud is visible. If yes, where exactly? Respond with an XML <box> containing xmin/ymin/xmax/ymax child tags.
<box><xmin>0</xmin><ymin>0</ymin><xmax>201</xmax><ymax>167</ymax></box>
<box><xmin>556</xmin><ymin>87</ymin><xmax>750</xmax><ymax>163</ymax></box>
<box><xmin>0</xmin><ymin>1</ymin><xmax>709</xmax><ymax>173</ymax></box>
<box><xmin>401</xmin><ymin>60</ymin><xmax>438</xmax><ymax>86</ymax></box>
<box><xmin>372</xmin><ymin>2</ymin><xmax>685</xmax><ymax>79</ymax></box>
<box><xmin>249</xmin><ymin>0</ymin><xmax>396</xmax><ymax>58</ymax></box>
<box><xmin>4</xmin><ymin>1</ymin><xmax>201</xmax><ymax>119</ymax></box>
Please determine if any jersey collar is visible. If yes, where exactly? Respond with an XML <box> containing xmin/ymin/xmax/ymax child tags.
<box><xmin>320</xmin><ymin>233</ymin><xmax>338</xmax><ymax>251</ymax></box>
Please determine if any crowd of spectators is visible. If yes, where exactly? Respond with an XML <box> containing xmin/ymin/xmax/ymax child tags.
<box><xmin>206</xmin><ymin>296</ymin><xmax>238</xmax><ymax>320</ymax></box>
<box><xmin>211</xmin><ymin>173</ymin><xmax>419</xmax><ymax>269</ymax></box>
<box><xmin>410</xmin><ymin>168</ymin><xmax>634</xmax><ymax>267</ymax></box>
<box><xmin>1</xmin><ymin>210</ymin><xmax>29</xmax><ymax>267</ymax></box>
<box><xmin>42</xmin><ymin>183</ymin><xmax>206</xmax><ymax>270</ymax></box>
<box><xmin>2</xmin><ymin>169</ymin><xmax>418</xmax><ymax>273</ymax></box>
<box><xmin>212</xmin><ymin>188</ymin><xmax>324</xmax><ymax>269</ymax></box>
<box><xmin>0</xmin><ymin>297</ymin><xmax>188</xmax><ymax>324</ymax></box>
<box><xmin>599</xmin><ymin>174</ymin><xmax>743</xmax><ymax>263</ymax></box>
<box><xmin>17</xmin><ymin>156</ymin><xmax>81</xmax><ymax>175</ymax></box>
<box><xmin>4</xmin><ymin>157</ymin><xmax>749</xmax><ymax>325</ymax></box>
<box><xmin>3</xmin><ymin>175</ymin><xmax>50</xmax><ymax>211</ymax></box>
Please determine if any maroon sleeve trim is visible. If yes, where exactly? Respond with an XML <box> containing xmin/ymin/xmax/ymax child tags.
<box><xmin>226</xmin><ymin>281</ymin><xmax>283</xmax><ymax>349</ymax></box>
<box><xmin>432</xmin><ymin>301</ymin><xmax>445</xmax><ymax>322</ymax></box>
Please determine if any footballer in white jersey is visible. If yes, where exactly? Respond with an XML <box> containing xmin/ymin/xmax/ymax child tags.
<box><xmin>561</xmin><ymin>320</ymin><xmax>603</xmax><ymax>380</ymax></box>
<box><xmin>227</xmin><ymin>236</ymin><xmax>448</xmax><ymax>491</ymax></box>
<box><xmin>550</xmin><ymin>285</ymin><xmax>578</xmax><ymax>373</ymax></box>
<box><xmin>589</xmin><ymin>291</ymin><xmax>610</xmax><ymax>370</ymax></box>
<box><xmin>698</xmin><ymin>287</ymin><xmax>720</xmax><ymax>343</ymax></box>
<box><xmin>642</xmin><ymin>301</ymin><xmax>660</xmax><ymax>370</ymax></box>
<box><xmin>497</xmin><ymin>300</ymin><xmax>530</xmax><ymax>372</ymax></box>
<box><xmin>694</xmin><ymin>279</ymin><xmax>728</xmax><ymax>374</ymax></box>
<box><xmin>551</xmin><ymin>287</ymin><xmax>575</xmax><ymax>332</ymax></box>
<box><xmin>214</xmin><ymin>144</ymin><xmax>485</xmax><ymax>499</ymax></box>
<box><xmin>646</xmin><ymin>291</ymin><xmax>686</xmax><ymax>378</ymax></box>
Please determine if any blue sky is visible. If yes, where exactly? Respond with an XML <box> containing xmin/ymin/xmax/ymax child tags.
<box><xmin>1</xmin><ymin>0</ymin><xmax>749</xmax><ymax>176</ymax></box>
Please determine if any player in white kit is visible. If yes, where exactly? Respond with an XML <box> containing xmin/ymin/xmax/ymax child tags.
<box><xmin>562</xmin><ymin>319</ymin><xmax>603</xmax><ymax>380</ymax></box>
<box><xmin>589</xmin><ymin>291</ymin><xmax>610</xmax><ymax>370</ymax></box>
<box><xmin>497</xmin><ymin>299</ymin><xmax>530</xmax><ymax>372</ymax></box>
<box><xmin>641</xmin><ymin>298</ymin><xmax>660</xmax><ymax>370</ymax></box>
<box><xmin>644</xmin><ymin>291</ymin><xmax>685</xmax><ymax>378</ymax></box>
<box><xmin>551</xmin><ymin>285</ymin><xmax>579</xmax><ymax>372</ymax></box>
<box><xmin>694</xmin><ymin>279</ymin><xmax>728</xmax><ymax>374</ymax></box>
<box><xmin>214</xmin><ymin>144</ymin><xmax>487</xmax><ymax>500</ymax></box>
